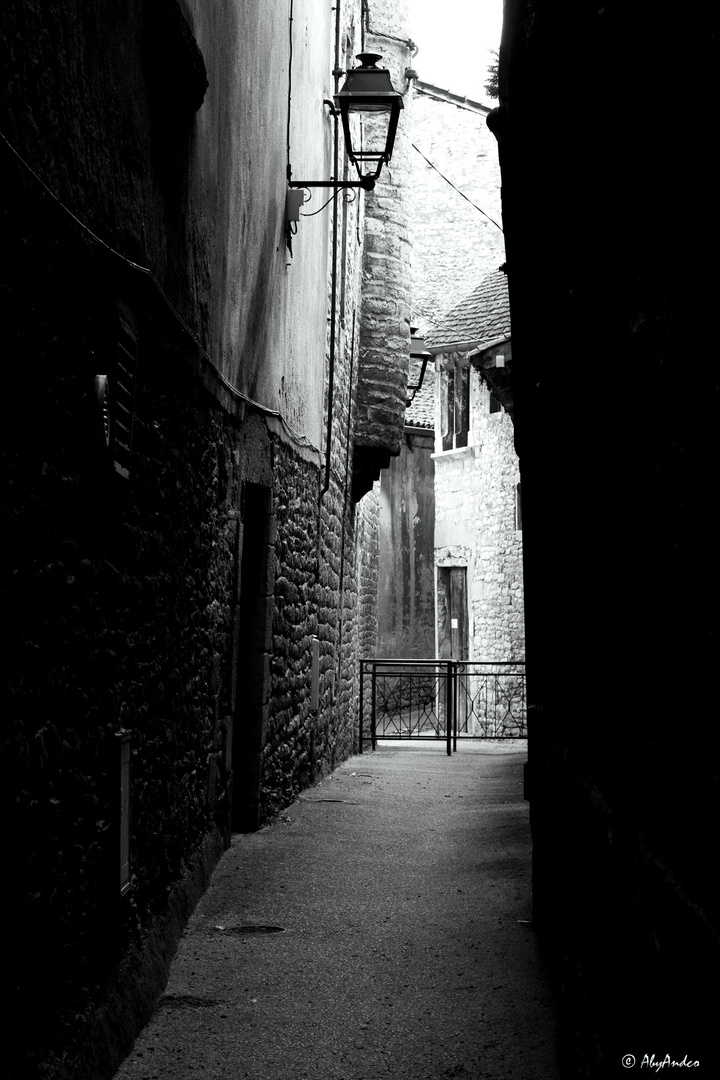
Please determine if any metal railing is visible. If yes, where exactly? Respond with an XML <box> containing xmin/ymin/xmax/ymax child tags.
<box><xmin>359</xmin><ymin>658</ymin><xmax>526</xmax><ymax>754</ymax></box>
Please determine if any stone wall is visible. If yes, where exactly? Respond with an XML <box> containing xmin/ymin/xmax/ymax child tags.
<box><xmin>409</xmin><ymin>87</ymin><xmax>505</xmax><ymax>337</ymax></box>
<box><xmin>2</xmin><ymin>172</ymin><xmax>241</xmax><ymax>1079</ymax></box>
<box><xmin>353</xmin><ymin>15</ymin><xmax>414</xmax><ymax>495</ymax></box>
<box><xmin>433</xmin><ymin>355</ymin><xmax>524</xmax><ymax>663</ymax></box>
<box><xmin>259</xmin><ymin>441</ymin><xmax>379</xmax><ymax>819</ymax></box>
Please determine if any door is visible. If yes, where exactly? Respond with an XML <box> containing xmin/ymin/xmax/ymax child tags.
<box><xmin>436</xmin><ymin>566</ymin><xmax>469</xmax><ymax>737</ymax></box>
<box><xmin>437</xmin><ymin>565</ymin><xmax>468</xmax><ymax>660</ymax></box>
<box><xmin>232</xmin><ymin>483</ymin><xmax>273</xmax><ymax>832</ymax></box>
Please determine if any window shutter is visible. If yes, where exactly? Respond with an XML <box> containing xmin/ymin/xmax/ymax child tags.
<box><xmin>112</xmin><ymin>318</ymin><xmax>138</xmax><ymax>479</ymax></box>
<box><xmin>442</xmin><ymin>366</ymin><xmax>454</xmax><ymax>452</ymax></box>
<box><xmin>455</xmin><ymin>365</ymin><xmax>469</xmax><ymax>447</ymax></box>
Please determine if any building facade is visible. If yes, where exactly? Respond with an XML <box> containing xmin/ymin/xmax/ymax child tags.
<box><xmin>1</xmin><ymin>2</ymin><xmax>414</xmax><ymax>1077</ymax></box>
<box><xmin>377</xmin><ymin>69</ymin><xmax>511</xmax><ymax>668</ymax></box>
<box><xmin>428</xmin><ymin>269</ymin><xmax>524</xmax><ymax>671</ymax></box>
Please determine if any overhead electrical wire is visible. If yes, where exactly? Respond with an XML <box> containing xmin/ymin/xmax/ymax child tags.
<box><xmin>410</xmin><ymin>305</ymin><xmax>439</xmax><ymax>329</ymax></box>
<box><xmin>412</xmin><ymin>142</ymin><xmax>504</xmax><ymax>232</ymax></box>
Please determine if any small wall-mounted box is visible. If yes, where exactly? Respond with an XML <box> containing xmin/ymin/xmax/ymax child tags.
<box><xmin>482</xmin><ymin>352</ymin><xmax>505</xmax><ymax>370</ymax></box>
<box><xmin>286</xmin><ymin>189</ymin><xmax>306</xmax><ymax>224</ymax></box>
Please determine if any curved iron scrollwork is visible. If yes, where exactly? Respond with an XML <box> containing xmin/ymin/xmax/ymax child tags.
<box><xmin>359</xmin><ymin>659</ymin><xmax>527</xmax><ymax>753</ymax></box>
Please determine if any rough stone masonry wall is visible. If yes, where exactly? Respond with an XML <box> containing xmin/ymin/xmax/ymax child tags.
<box><xmin>355</xmin><ymin>488</ymin><xmax>381</xmax><ymax>665</ymax></box>
<box><xmin>262</xmin><ymin>442</ymin><xmax>321</xmax><ymax>819</ymax></box>
<box><xmin>409</xmin><ymin>90</ymin><xmax>505</xmax><ymax>337</ymax></box>
<box><xmin>469</xmin><ymin>368</ymin><xmax>524</xmax><ymax>662</ymax></box>
<box><xmin>260</xmin><ymin>447</ymin><xmax>377</xmax><ymax>796</ymax></box>
<box><xmin>434</xmin><ymin>357</ymin><xmax>524</xmax><ymax>663</ymax></box>
<box><xmin>260</xmin><ymin>433</ymin><xmax>380</xmax><ymax>820</ymax></box>
<box><xmin>2</xmin><ymin>169</ymin><xmax>240</xmax><ymax>1080</ymax></box>
<box><xmin>354</xmin><ymin>9</ymin><xmax>413</xmax><ymax>461</ymax></box>
<box><xmin>258</xmin><ymin>0</ymin><xmax>379</xmax><ymax>812</ymax></box>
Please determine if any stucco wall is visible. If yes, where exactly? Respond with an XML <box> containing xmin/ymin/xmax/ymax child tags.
<box><xmin>186</xmin><ymin>0</ymin><xmax>331</xmax><ymax>440</ymax></box>
<box><xmin>0</xmin><ymin>0</ymin><xmax>333</xmax><ymax>450</ymax></box>
<box><xmin>377</xmin><ymin>430</ymin><xmax>436</xmax><ymax>658</ymax></box>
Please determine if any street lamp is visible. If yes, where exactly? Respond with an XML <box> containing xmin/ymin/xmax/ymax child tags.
<box><xmin>288</xmin><ymin>53</ymin><xmax>404</xmax><ymax>196</ymax></box>
<box><xmin>334</xmin><ymin>52</ymin><xmax>403</xmax><ymax>187</ymax></box>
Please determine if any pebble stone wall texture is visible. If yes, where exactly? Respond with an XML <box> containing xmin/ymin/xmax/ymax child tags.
<box><xmin>260</xmin><ymin>442</ymin><xmax>379</xmax><ymax>823</ymax></box>
<box><xmin>3</xmin><ymin>174</ymin><xmax>242</xmax><ymax>1080</ymax></box>
<box><xmin>409</xmin><ymin>86</ymin><xmax>506</xmax><ymax>338</ymax></box>
<box><xmin>434</xmin><ymin>356</ymin><xmax>524</xmax><ymax>663</ymax></box>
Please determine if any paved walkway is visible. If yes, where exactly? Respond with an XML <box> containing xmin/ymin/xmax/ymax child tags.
<box><xmin>113</xmin><ymin>741</ymin><xmax>560</xmax><ymax>1080</ymax></box>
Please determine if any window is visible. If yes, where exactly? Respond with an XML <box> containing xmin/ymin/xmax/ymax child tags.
<box><xmin>118</xmin><ymin>730</ymin><xmax>132</xmax><ymax>896</ymax></box>
<box><xmin>440</xmin><ymin>361</ymin><xmax>470</xmax><ymax>451</ymax></box>
<box><xmin>112</xmin><ymin>317</ymin><xmax>138</xmax><ymax>479</ymax></box>
<box><xmin>93</xmin><ymin>309</ymin><xmax>138</xmax><ymax>478</ymax></box>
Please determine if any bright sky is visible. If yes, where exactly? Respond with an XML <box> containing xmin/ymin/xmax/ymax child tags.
<box><xmin>409</xmin><ymin>0</ymin><xmax>503</xmax><ymax>103</ymax></box>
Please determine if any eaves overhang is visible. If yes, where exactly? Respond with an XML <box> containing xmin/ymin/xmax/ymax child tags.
<box><xmin>414</xmin><ymin>81</ymin><xmax>492</xmax><ymax>116</ymax></box>
<box><xmin>471</xmin><ymin>338</ymin><xmax>515</xmax><ymax>418</ymax></box>
<box><xmin>425</xmin><ymin>332</ymin><xmax>511</xmax><ymax>357</ymax></box>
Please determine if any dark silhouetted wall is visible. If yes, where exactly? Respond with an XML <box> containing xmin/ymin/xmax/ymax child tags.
<box><xmin>492</xmin><ymin>3</ymin><xmax>719</xmax><ymax>1076</ymax></box>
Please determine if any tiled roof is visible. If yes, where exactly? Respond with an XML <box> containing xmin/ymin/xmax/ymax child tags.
<box><xmin>425</xmin><ymin>267</ymin><xmax>510</xmax><ymax>351</ymax></box>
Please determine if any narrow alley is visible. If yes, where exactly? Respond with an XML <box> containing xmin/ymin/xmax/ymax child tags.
<box><xmin>5</xmin><ymin>4</ymin><xmax>717</xmax><ymax>1076</ymax></box>
<box><xmin>113</xmin><ymin>742</ymin><xmax>559</xmax><ymax>1080</ymax></box>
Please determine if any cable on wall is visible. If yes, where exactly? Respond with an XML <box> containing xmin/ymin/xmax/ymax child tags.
<box><xmin>368</xmin><ymin>30</ymin><xmax>418</xmax><ymax>54</ymax></box>
<box><xmin>1</xmin><ymin>128</ymin><xmax>322</xmax><ymax>456</ymax></box>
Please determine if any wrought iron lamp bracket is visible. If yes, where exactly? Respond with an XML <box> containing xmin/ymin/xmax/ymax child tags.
<box><xmin>288</xmin><ymin>176</ymin><xmax>375</xmax><ymax>192</ymax></box>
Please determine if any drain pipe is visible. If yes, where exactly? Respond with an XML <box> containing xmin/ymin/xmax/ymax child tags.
<box><xmin>337</xmin><ymin>308</ymin><xmax>357</xmax><ymax>676</ymax></box>
<box><xmin>321</xmin><ymin>0</ymin><xmax>343</xmax><ymax>500</ymax></box>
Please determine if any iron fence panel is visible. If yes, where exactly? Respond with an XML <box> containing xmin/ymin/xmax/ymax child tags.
<box><xmin>359</xmin><ymin>659</ymin><xmax>526</xmax><ymax>753</ymax></box>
